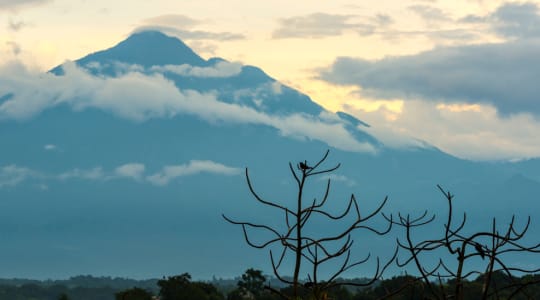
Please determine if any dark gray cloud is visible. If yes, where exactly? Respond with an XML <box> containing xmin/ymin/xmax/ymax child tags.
<box><xmin>320</xmin><ymin>40</ymin><xmax>540</xmax><ymax>116</ymax></box>
<box><xmin>492</xmin><ymin>2</ymin><xmax>540</xmax><ymax>38</ymax></box>
<box><xmin>272</xmin><ymin>13</ymin><xmax>375</xmax><ymax>39</ymax></box>
<box><xmin>461</xmin><ymin>2</ymin><xmax>540</xmax><ymax>39</ymax></box>
<box><xmin>0</xmin><ymin>0</ymin><xmax>51</xmax><ymax>11</ymax></box>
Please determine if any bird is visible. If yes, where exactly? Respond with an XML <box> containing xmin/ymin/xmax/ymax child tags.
<box><xmin>299</xmin><ymin>160</ymin><xmax>312</xmax><ymax>171</ymax></box>
<box><xmin>474</xmin><ymin>242</ymin><xmax>486</xmax><ymax>259</ymax></box>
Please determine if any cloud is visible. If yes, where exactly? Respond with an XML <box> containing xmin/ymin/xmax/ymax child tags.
<box><xmin>0</xmin><ymin>165</ymin><xmax>36</xmax><ymax>187</ymax></box>
<box><xmin>492</xmin><ymin>2</ymin><xmax>540</xmax><ymax>39</ymax></box>
<box><xmin>137</xmin><ymin>14</ymin><xmax>245</xmax><ymax>41</ymax></box>
<box><xmin>379</xmin><ymin>28</ymin><xmax>480</xmax><ymax>44</ymax></box>
<box><xmin>0</xmin><ymin>61</ymin><xmax>375</xmax><ymax>153</ymax></box>
<box><xmin>461</xmin><ymin>2</ymin><xmax>540</xmax><ymax>39</ymax></box>
<box><xmin>0</xmin><ymin>161</ymin><xmax>239</xmax><ymax>188</ymax></box>
<box><xmin>7</xmin><ymin>18</ymin><xmax>28</xmax><ymax>31</ymax></box>
<box><xmin>271</xmin><ymin>11</ymin><xmax>474</xmax><ymax>44</ymax></box>
<box><xmin>44</xmin><ymin>144</ymin><xmax>57</xmax><ymax>151</ymax></box>
<box><xmin>5</xmin><ymin>41</ymin><xmax>20</xmax><ymax>55</ymax></box>
<box><xmin>115</xmin><ymin>163</ymin><xmax>145</xmax><ymax>181</ymax></box>
<box><xmin>372</xmin><ymin>14</ymin><xmax>393</xmax><ymax>27</ymax></box>
<box><xmin>0</xmin><ymin>0</ymin><xmax>51</xmax><ymax>11</ymax></box>
<box><xmin>187</xmin><ymin>41</ymin><xmax>218</xmax><ymax>55</ymax></box>
<box><xmin>150</xmin><ymin>61</ymin><xmax>242</xmax><ymax>78</ymax></box>
<box><xmin>345</xmin><ymin>100</ymin><xmax>540</xmax><ymax>160</ymax></box>
<box><xmin>272</xmin><ymin>13</ymin><xmax>374</xmax><ymax>39</ymax></box>
<box><xmin>318</xmin><ymin>174</ymin><xmax>357</xmax><ymax>187</ymax></box>
<box><xmin>58</xmin><ymin>167</ymin><xmax>105</xmax><ymax>181</ymax></box>
<box><xmin>140</xmin><ymin>26</ymin><xmax>245</xmax><ymax>41</ymax></box>
<box><xmin>408</xmin><ymin>4</ymin><xmax>451</xmax><ymax>24</ymax></box>
<box><xmin>142</xmin><ymin>14</ymin><xmax>200</xmax><ymax>29</ymax></box>
<box><xmin>320</xmin><ymin>40</ymin><xmax>540</xmax><ymax>117</ymax></box>
<box><xmin>146</xmin><ymin>160</ymin><xmax>241</xmax><ymax>186</ymax></box>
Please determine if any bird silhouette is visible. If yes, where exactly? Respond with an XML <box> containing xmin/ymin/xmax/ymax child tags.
<box><xmin>299</xmin><ymin>161</ymin><xmax>312</xmax><ymax>170</ymax></box>
<box><xmin>474</xmin><ymin>242</ymin><xmax>486</xmax><ymax>259</ymax></box>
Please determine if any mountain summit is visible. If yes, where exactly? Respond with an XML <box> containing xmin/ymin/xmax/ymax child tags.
<box><xmin>53</xmin><ymin>30</ymin><xmax>336</xmax><ymax>117</ymax></box>
<box><xmin>83</xmin><ymin>30</ymin><xmax>208</xmax><ymax>67</ymax></box>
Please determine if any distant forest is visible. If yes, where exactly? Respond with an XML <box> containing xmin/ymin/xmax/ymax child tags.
<box><xmin>0</xmin><ymin>271</ymin><xmax>540</xmax><ymax>300</ymax></box>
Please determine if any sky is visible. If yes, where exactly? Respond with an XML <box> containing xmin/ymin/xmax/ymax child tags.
<box><xmin>1</xmin><ymin>0</ymin><xmax>540</xmax><ymax>160</ymax></box>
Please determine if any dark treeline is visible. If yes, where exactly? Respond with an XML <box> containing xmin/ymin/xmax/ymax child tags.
<box><xmin>0</xmin><ymin>270</ymin><xmax>539</xmax><ymax>300</ymax></box>
<box><xmin>0</xmin><ymin>275</ymin><xmax>158</xmax><ymax>300</ymax></box>
<box><xmin>0</xmin><ymin>275</ymin><xmax>159</xmax><ymax>291</ymax></box>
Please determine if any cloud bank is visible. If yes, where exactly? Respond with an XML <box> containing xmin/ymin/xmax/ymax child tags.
<box><xmin>146</xmin><ymin>160</ymin><xmax>241</xmax><ymax>186</ymax></box>
<box><xmin>321</xmin><ymin>40</ymin><xmax>540</xmax><ymax>117</ymax></box>
<box><xmin>115</xmin><ymin>163</ymin><xmax>146</xmax><ymax>181</ymax></box>
<box><xmin>0</xmin><ymin>165</ymin><xmax>36</xmax><ymax>188</ymax></box>
<box><xmin>272</xmin><ymin>13</ymin><xmax>375</xmax><ymax>39</ymax></box>
<box><xmin>272</xmin><ymin>13</ymin><xmax>373</xmax><ymax>39</ymax></box>
<box><xmin>150</xmin><ymin>61</ymin><xmax>242</xmax><ymax>77</ymax></box>
<box><xmin>462</xmin><ymin>2</ymin><xmax>540</xmax><ymax>39</ymax></box>
<box><xmin>0</xmin><ymin>61</ymin><xmax>374</xmax><ymax>153</ymax></box>
<box><xmin>317</xmin><ymin>2</ymin><xmax>540</xmax><ymax>159</ymax></box>
<box><xmin>0</xmin><ymin>161</ymin><xmax>241</xmax><ymax>188</ymax></box>
<box><xmin>354</xmin><ymin>100</ymin><xmax>540</xmax><ymax>160</ymax></box>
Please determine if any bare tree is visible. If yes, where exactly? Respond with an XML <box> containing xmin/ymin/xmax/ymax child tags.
<box><xmin>223</xmin><ymin>151</ymin><xmax>395</xmax><ymax>300</ymax></box>
<box><xmin>385</xmin><ymin>185</ymin><xmax>540</xmax><ymax>300</ymax></box>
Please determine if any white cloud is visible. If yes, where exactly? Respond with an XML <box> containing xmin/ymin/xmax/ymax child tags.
<box><xmin>58</xmin><ymin>167</ymin><xmax>105</xmax><ymax>181</ymax></box>
<box><xmin>44</xmin><ymin>144</ymin><xmax>56</xmax><ymax>151</ymax></box>
<box><xmin>0</xmin><ymin>61</ymin><xmax>375</xmax><ymax>153</ymax></box>
<box><xmin>115</xmin><ymin>163</ymin><xmax>145</xmax><ymax>181</ymax></box>
<box><xmin>150</xmin><ymin>61</ymin><xmax>242</xmax><ymax>78</ymax></box>
<box><xmin>146</xmin><ymin>160</ymin><xmax>241</xmax><ymax>186</ymax></box>
<box><xmin>36</xmin><ymin>183</ymin><xmax>48</xmax><ymax>190</ymax></box>
<box><xmin>271</xmin><ymin>81</ymin><xmax>282</xmax><ymax>95</ymax></box>
<box><xmin>346</xmin><ymin>100</ymin><xmax>540</xmax><ymax>161</ymax></box>
<box><xmin>0</xmin><ymin>165</ymin><xmax>36</xmax><ymax>187</ymax></box>
<box><xmin>0</xmin><ymin>161</ymin><xmax>241</xmax><ymax>188</ymax></box>
<box><xmin>318</xmin><ymin>174</ymin><xmax>357</xmax><ymax>187</ymax></box>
